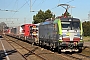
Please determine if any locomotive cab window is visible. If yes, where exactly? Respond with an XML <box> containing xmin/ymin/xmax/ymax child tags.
<box><xmin>72</xmin><ymin>22</ymin><xmax>80</xmax><ymax>29</ymax></box>
<box><xmin>61</xmin><ymin>18</ymin><xmax>80</xmax><ymax>30</ymax></box>
<box><xmin>61</xmin><ymin>22</ymin><xmax>70</xmax><ymax>30</ymax></box>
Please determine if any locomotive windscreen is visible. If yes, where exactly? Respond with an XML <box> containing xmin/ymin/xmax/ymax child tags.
<box><xmin>72</xmin><ymin>21</ymin><xmax>80</xmax><ymax>29</ymax></box>
<box><xmin>61</xmin><ymin>18</ymin><xmax>80</xmax><ymax>30</ymax></box>
<box><xmin>61</xmin><ymin>22</ymin><xmax>70</xmax><ymax>30</ymax></box>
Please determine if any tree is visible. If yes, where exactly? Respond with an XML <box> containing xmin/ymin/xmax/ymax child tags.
<box><xmin>82</xmin><ymin>21</ymin><xmax>90</xmax><ymax>36</ymax></box>
<box><xmin>33</xmin><ymin>9</ymin><xmax>55</xmax><ymax>24</ymax></box>
<box><xmin>44</xmin><ymin>9</ymin><xmax>53</xmax><ymax>19</ymax></box>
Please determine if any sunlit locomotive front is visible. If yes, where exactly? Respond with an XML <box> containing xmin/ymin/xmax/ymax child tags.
<box><xmin>57</xmin><ymin>17</ymin><xmax>83</xmax><ymax>52</ymax></box>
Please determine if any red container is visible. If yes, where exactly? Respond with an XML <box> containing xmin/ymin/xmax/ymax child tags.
<box><xmin>21</xmin><ymin>24</ymin><xmax>36</xmax><ymax>37</ymax></box>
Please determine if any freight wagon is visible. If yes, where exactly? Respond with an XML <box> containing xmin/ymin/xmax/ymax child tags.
<box><xmin>21</xmin><ymin>24</ymin><xmax>39</xmax><ymax>44</ymax></box>
<box><xmin>7</xmin><ymin>26</ymin><xmax>24</xmax><ymax>38</ymax></box>
<box><xmin>5</xmin><ymin>24</ymin><xmax>39</xmax><ymax>44</ymax></box>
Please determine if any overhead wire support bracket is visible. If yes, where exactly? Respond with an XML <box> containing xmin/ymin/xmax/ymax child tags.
<box><xmin>0</xmin><ymin>9</ymin><xmax>18</xmax><ymax>12</ymax></box>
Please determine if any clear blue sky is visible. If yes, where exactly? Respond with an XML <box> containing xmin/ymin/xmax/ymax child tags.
<box><xmin>0</xmin><ymin>0</ymin><xmax>90</xmax><ymax>27</ymax></box>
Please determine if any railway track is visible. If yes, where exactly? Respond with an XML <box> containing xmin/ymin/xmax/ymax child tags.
<box><xmin>2</xmin><ymin>35</ymin><xmax>90</xmax><ymax>60</ymax></box>
<box><xmin>61</xmin><ymin>53</ymin><xmax>90</xmax><ymax>60</ymax></box>
<box><xmin>3</xmin><ymin>35</ymin><xmax>46</xmax><ymax>60</ymax></box>
<box><xmin>3</xmin><ymin>35</ymin><xmax>67</xmax><ymax>60</ymax></box>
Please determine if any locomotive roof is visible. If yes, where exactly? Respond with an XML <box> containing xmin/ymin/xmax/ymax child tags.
<box><xmin>60</xmin><ymin>17</ymin><xmax>80</xmax><ymax>22</ymax></box>
<box><xmin>40</xmin><ymin>21</ymin><xmax>53</xmax><ymax>25</ymax></box>
<box><xmin>40</xmin><ymin>17</ymin><xmax>80</xmax><ymax>25</ymax></box>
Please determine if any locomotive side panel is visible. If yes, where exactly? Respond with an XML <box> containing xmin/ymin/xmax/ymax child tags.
<box><xmin>39</xmin><ymin>21</ymin><xmax>59</xmax><ymax>48</ymax></box>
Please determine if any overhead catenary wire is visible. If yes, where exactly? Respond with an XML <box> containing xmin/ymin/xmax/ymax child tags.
<box><xmin>30</xmin><ymin>0</ymin><xmax>46</xmax><ymax>12</ymax></box>
<box><xmin>35</xmin><ymin>0</ymin><xmax>45</xmax><ymax>9</ymax></box>
<box><xmin>25</xmin><ymin>0</ymin><xmax>37</xmax><ymax>7</ymax></box>
<box><xmin>0</xmin><ymin>0</ymin><xmax>18</xmax><ymax>12</ymax></box>
<box><xmin>58</xmin><ymin>0</ymin><xmax>60</xmax><ymax>4</ymax></box>
<box><xmin>5</xmin><ymin>0</ymin><xmax>14</xmax><ymax>10</ymax></box>
<box><xmin>50</xmin><ymin>0</ymin><xmax>75</xmax><ymax>10</ymax></box>
<box><xmin>11</xmin><ymin>0</ymin><xmax>75</xmax><ymax>17</ymax></box>
<box><xmin>18</xmin><ymin>0</ymin><xmax>29</xmax><ymax>10</ymax></box>
<box><xmin>31</xmin><ymin>0</ymin><xmax>37</xmax><ymax>7</ymax></box>
<box><xmin>50</xmin><ymin>0</ymin><xmax>60</xmax><ymax>10</ymax></box>
<box><xmin>67</xmin><ymin>0</ymin><xmax>74</xmax><ymax>3</ymax></box>
<box><xmin>50</xmin><ymin>6</ymin><xmax>58</xmax><ymax>10</ymax></box>
<box><xmin>38</xmin><ymin>0</ymin><xmax>45</xmax><ymax>6</ymax></box>
<box><xmin>11</xmin><ymin>0</ymin><xmax>30</xmax><ymax>17</ymax></box>
<box><xmin>25</xmin><ymin>0</ymin><xmax>30</xmax><ymax>6</ymax></box>
<box><xmin>10</xmin><ymin>0</ymin><xmax>18</xmax><ymax>11</ymax></box>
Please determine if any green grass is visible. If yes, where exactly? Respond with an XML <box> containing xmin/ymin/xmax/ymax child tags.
<box><xmin>82</xmin><ymin>48</ymin><xmax>90</xmax><ymax>56</ymax></box>
<box><xmin>83</xmin><ymin>36</ymin><xmax>90</xmax><ymax>42</ymax></box>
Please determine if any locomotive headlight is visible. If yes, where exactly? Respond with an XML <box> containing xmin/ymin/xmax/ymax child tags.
<box><xmin>59</xmin><ymin>37</ymin><xmax>62</xmax><ymax>40</ymax></box>
<box><xmin>80</xmin><ymin>36</ymin><xmax>82</xmax><ymax>40</ymax></box>
<box><xmin>80</xmin><ymin>35</ymin><xmax>83</xmax><ymax>42</ymax></box>
<box><xmin>80</xmin><ymin>35</ymin><xmax>83</xmax><ymax>40</ymax></box>
<box><xmin>59</xmin><ymin>35</ymin><xmax>63</xmax><ymax>42</ymax></box>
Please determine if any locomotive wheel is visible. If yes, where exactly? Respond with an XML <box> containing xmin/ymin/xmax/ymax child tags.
<box><xmin>58</xmin><ymin>43</ymin><xmax>61</xmax><ymax>53</ymax></box>
<box><xmin>50</xmin><ymin>43</ymin><xmax>56</xmax><ymax>51</ymax></box>
<box><xmin>78</xmin><ymin>49</ymin><xmax>82</xmax><ymax>53</ymax></box>
<box><xmin>49</xmin><ymin>43</ymin><xmax>53</xmax><ymax>50</ymax></box>
<box><xmin>39</xmin><ymin>40</ymin><xmax>42</xmax><ymax>46</ymax></box>
<box><xmin>58</xmin><ymin>47</ymin><xmax>61</xmax><ymax>54</ymax></box>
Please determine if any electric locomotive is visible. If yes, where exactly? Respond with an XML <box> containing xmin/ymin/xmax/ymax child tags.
<box><xmin>39</xmin><ymin>17</ymin><xmax>83</xmax><ymax>53</ymax></box>
<box><xmin>58</xmin><ymin>17</ymin><xmax>83</xmax><ymax>52</ymax></box>
<box><xmin>39</xmin><ymin>4</ymin><xmax>83</xmax><ymax>53</ymax></box>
